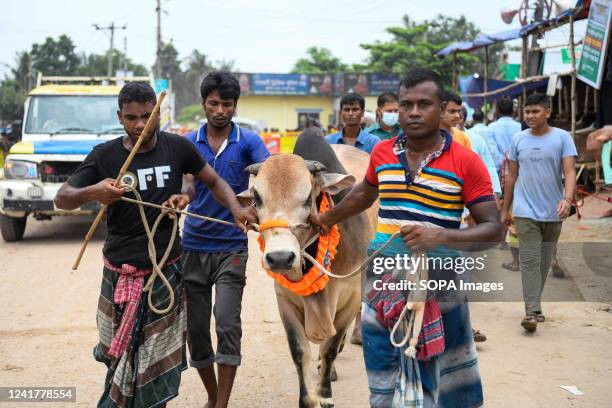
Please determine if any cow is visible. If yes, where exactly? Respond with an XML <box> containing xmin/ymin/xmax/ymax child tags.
<box><xmin>239</xmin><ymin>130</ymin><xmax>377</xmax><ymax>408</ymax></box>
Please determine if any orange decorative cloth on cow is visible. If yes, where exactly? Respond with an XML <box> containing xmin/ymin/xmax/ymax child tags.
<box><xmin>258</xmin><ymin>194</ymin><xmax>340</xmax><ymax>296</ymax></box>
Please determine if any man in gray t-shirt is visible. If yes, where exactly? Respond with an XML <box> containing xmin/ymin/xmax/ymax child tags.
<box><xmin>501</xmin><ymin>93</ymin><xmax>577</xmax><ymax>333</ymax></box>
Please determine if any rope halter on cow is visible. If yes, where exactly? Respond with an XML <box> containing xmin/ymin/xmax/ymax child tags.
<box><xmin>257</xmin><ymin>193</ymin><xmax>340</xmax><ymax>297</ymax></box>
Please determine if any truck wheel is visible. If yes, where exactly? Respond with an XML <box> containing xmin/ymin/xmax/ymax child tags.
<box><xmin>0</xmin><ymin>214</ymin><xmax>27</xmax><ymax>242</ymax></box>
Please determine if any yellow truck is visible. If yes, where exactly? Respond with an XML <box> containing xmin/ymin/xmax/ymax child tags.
<box><xmin>0</xmin><ymin>74</ymin><xmax>173</xmax><ymax>241</ymax></box>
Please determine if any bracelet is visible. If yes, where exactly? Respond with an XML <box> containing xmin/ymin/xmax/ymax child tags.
<box><xmin>562</xmin><ymin>197</ymin><xmax>573</xmax><ymax>204</ymax></box>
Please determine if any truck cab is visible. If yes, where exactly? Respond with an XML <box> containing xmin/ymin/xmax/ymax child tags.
<box><xmin>0</xmin><ymin>74</ymin><xmax>172</xmax><ymax>241</ymax></box>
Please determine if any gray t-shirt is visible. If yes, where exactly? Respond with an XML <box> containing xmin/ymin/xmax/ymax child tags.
<box><xmin>509</xmin><ymin>127</ymin><xmax>577</xmax><ymax>221</ymax></box>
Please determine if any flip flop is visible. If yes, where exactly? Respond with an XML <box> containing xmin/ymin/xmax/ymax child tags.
<box><xmin>472</xmin><ymin>328</ymin><xmax>487</xmax><ymax>342</ymax></box>
<box><xmin>551</xmin><ymin>263</ymin><xmax>566</xmax><ymax>278</ymax></box>
<box><xmin>521</xmin><ymin>314</ymin><xmax>537</xmax><ymax>332</ymax></box>
<box><xmin>534</xmin><ymin>313</ymin><xmax>545</xmax><ymax>323</ymax></box>
<box><xmin>501</xmin><ymin>261</ymin><xmax>520</xmax><ymax>271</ymax></box>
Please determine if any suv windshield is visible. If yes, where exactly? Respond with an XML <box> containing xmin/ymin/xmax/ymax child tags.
<box><xmin>25</xmin><ymin>95</ymin><xmax>122</xmax><ymax>135</ymax></box>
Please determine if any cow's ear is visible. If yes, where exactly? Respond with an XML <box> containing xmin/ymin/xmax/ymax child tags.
<box><xmin>237</xmin><ymin>188</ymin><xmax>254</xmax><ymax>207</ymax></box>
<box><xmin>315</xmin><ymin>173</ymin><xmax>356</xmax><ymax>195</ymax></box>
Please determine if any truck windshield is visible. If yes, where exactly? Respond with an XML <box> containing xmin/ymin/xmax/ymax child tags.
<box><xmin>24</xmin><ymin>95</ymin><xmax>123</xmax><ymax>135</ymax></box>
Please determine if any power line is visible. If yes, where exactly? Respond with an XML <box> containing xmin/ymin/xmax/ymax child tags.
<box><xmin>93</xmin><ymin>22</ymin><xmax>127</xmax><ymax>76</ymax></box>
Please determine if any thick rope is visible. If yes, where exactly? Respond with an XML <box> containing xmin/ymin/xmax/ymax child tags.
<box><xmin>120</xmin><ymin>185</ymin><xmax>178</xmax><ymax>314</ymax></box>
<box><xmin>302</xmin><ymin>231</ymin><xmax>402</xmax><ymax>280</ymax></box>
<box><xmin>388</xmin><ymin>250</ymin><xmax>428</xmax><ymax>358</ymax></box>
<box><xmin>120</xmin><ymin>195</ymin><xmax>236</xmax><ymax>227</ymax></box>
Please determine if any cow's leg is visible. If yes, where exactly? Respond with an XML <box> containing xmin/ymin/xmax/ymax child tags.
<box><xmin>317</xmin><ymin>298</ymin><xmax>360</xmax><ymax>408</ymax></box>
<box><xmin>277</xmin><ymin>295</ymin><xmax>318</xmax><ymax>408</ymax></box>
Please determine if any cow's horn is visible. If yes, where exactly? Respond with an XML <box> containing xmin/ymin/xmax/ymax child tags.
<box><xmin>245</xmin><ymin>162</ymin><xmax>264</xmax><ymax>175</ymax></box>
<box><xmin>304</xmin><ymin>160</ymin><xmax>326</xmax><ymax>174</ymax></box>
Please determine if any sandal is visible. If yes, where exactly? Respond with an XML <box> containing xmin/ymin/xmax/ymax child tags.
<box><xmin>501</xmin><ymin>261</ymin><xmax>520</xmax><ymax>272</ymax></box>
<box><xmin>521</xmin><ymin>314</ymin><xmax>537</xmax><ymax>332</ymax></box>
<box><xmin>534</xmin><ymin>312</ymin><xmax>545</xmax><ymax>323</ymax></box>
<box><xmin>472</xmin><ymin>328</ymin><xmax>487</xmax><ymax>342</ymax></box>
<box><xmin>551</xmin><ymin>262</ymin><xmax>566</xmax><ymax>278</ymax></box>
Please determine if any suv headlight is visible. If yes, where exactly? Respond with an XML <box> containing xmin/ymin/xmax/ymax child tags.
<box><xmin>4</xmin><ymin>160</ymin><xmax>38</xmax><ymax>180</ymax></box>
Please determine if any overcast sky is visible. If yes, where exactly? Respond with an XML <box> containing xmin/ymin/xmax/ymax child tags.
<box><xmin>1</xmin><ymin>0</ymin><xmax>583</xmax><ymax>76</ymax></box>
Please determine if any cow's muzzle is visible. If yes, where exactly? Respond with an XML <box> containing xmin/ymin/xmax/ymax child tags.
<box><xmin>265</xmin><ymin>251</ymin><xmax>297</xmax><ymax>270</ymax></box>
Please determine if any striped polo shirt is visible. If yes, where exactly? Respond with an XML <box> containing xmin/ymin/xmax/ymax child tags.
<box><xmin>365</xmin><ymin>130</ymin><xmax>494</xmax><ymax>256</ymax></box>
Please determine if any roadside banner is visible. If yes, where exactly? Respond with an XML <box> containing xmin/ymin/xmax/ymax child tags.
<box><xmin>577</xmin><ymin>0</ymin><xmax>612</xmax><ymax>89</ymax></box>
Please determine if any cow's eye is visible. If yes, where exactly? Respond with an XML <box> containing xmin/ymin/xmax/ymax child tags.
<box><xmin>253</xmin><ymin>189</ymin><xmax>262</xmax><ymax>207</ymax></box>
<box><xmin>304</xmin><ymin>195</ymin><xmax>312</xmax><ymax>208</ymax></box>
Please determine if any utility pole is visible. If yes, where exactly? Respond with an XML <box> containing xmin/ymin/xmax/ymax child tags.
<box><xmin>93</xmin><ymin>22</ymin><xmax>127</xmax><ymax>77</ymax></box>
<box><xmin>527</xmin><ymin>0</ymin><xmax>546</xmax><ymax>77</ymax></box>
<box><xmin>156</xmin><ymin>0</ymin><xmax>162</xmax><ymax>79</ymax></box>
<box><xmin>123</xmin><ymin>37</ymin><xmax>128</xmax><ymax>71</ymax></box>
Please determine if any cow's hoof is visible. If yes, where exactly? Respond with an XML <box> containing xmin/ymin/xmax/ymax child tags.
<box><xmin>319</xmin><ymin>397</ymin><xmax>335</xmax><ymax>408</ymax></box>
<box><xmin>300</xmin><ymin>395</ymin><xmax>319</xmax><ymax>408</ymax></box>
<box><xmin>330</xmin><ymin>364</ymin><xmax>338</xmax><ymax>382</ymax></box>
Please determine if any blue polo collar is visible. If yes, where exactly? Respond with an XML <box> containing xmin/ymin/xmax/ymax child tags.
<box><xmin>196</xmin><ymin>121</ymin><xmax>241</xmax><ymax>143</ymax></box>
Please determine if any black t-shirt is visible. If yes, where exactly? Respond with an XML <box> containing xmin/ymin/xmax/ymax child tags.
<box><xmin>68</xmin><ymin>132</ymin><xmax>206</xmax><ymax>267</ymax></box>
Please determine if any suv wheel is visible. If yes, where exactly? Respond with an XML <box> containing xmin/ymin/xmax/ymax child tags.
<box><xmin>0</xmin><ymin>214</ymin><xmax>27</xmax><ymax>242</ymax></box>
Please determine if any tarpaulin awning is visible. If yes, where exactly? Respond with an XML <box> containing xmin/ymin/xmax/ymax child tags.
<box><xmin>520</xmin><ymin>0</ymin><xmax>589</xmax><ymax>36</ymax></box>
<box><xmin>437</xmin><ymin>0</ymin><xmax>590</xmax><ymax>57</ymax></box>
<box><xmin>437</xmin><ymin>27</ymin><xmax>528</xmax><ymax>56</ymax></box>
<box><xmin>459</xmin><ymin>75</ymin><xmax>549</xmax><ymax>109</ymax></box>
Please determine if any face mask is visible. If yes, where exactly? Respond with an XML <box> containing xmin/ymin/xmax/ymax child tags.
<box><xmin>382</xmin><ymin>112</ymin><xmax>399</xmax><ymax>127</ymax></box>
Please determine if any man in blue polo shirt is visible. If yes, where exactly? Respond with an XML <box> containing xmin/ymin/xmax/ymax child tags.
<box><xmin>182</xmin><ymin>72</ymin><xmax>270</xmax><ymax>408</ymax></box>
<box><xmin>326</xmin><ymin>92</ymin><xmax>380</xmax><ymax>153</ymax></box>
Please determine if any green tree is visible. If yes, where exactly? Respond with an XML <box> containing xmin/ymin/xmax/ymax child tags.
<box><xmin>176</xmin><ymin>50</ymin><xmax>216</xmax><ymax>107</ymax></box>
<box><xmin>360</xmin><ymin>15</ymin><xmax>502</xmax><ymax>87</ymax></box>
<box><xmin>172</xmin><ymin>49</ymin><xmax>237</xmax><ymax>113</ymax></box>
<box><xmin>78</xmin><ymin>51</ymin><xmax>148</xmax><ymax>76</ymax></box>
<box><xmin>11</xmin><ymin>51</ymin><xmax>35</xmax><ymax>93</ymax></box>
<box><xmin>152</xmin><ymin>42</ymin><xmax>181</xmax><ymax>80</ymax></box>
<box><xmin>30</xmin><ymin>35</ymin><xmax>80</xmax><ymax>76</ymax></box>
<box><xmin>292</xmin><ymin>47</ymin><xmax>348</xmax><ymax>73</ymax></box>
<box><xmin>0</xmin><ymin>80</ymin><xmax>25</xmax><ymax>121</ymax></box>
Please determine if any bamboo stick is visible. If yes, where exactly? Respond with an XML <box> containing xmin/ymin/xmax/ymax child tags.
<box><xmin>520</xmin><ymin>36</ymin><xmax>529</xmax><ymax>121</ymax></box>
<box><xmin>484</xmin><ymin>46</ymin><xmax>489</xmax><ymax>124</ymax></box>
<box><xmin>452</xmin><ymin>53</ymin><xmax>458</xmax><ymax>92</ymax></box>
<box><xmin>462</xmin><ymin>74</ymin><xmax>560</xmax><ymax>98</ymax></box>
<box><xmin>569</xmin><ymin>13</ymin><xmax>577</xmax><ymax>142</ymax></box>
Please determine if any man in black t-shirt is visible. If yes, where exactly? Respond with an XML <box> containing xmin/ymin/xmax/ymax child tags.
<box><xmin>54</xmin><ymin>82</ymin><xmax>255</xmax><ymax>408</ymax></box>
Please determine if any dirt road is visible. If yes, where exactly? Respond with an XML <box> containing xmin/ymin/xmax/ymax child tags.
<box><xmin>0</xmin><ymin>216</ymin><xmax>611</xmax><ymax>407</ymax></box>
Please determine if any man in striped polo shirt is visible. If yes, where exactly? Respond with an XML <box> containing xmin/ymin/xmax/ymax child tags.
<box><xmin>311</xmin><ymin>67</ymin><xmax>502</xmax><ymax>407</ymax></box>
